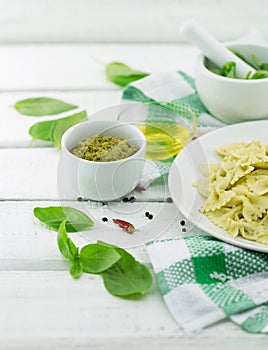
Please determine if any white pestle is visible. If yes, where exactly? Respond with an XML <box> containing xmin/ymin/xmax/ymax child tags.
<box><xmin>180</xmin><ymin>20</ymin><xmax>256</xmax><ymax>78</ymax></box>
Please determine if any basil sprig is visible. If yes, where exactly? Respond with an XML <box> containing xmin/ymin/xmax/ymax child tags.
<box><xmin>29</xmin><ymin>110</ymin><xmax>87</xmax><ymax>148</ymax></box>
<box><xmin>14</xmin><ymin>97</ymin><xmax>77</xmax><ymax>116</ymax></box>
<box><xmin>34</xmin><ymin>206</ymin><xmax>153</xmax><ymax>297</ymax></box>
<box><xmin>33</xmin><ymin>206</ymin><xmax>94</xmax><ymax>232</ymax></box>
<box><xmin>106</xmin><ymin>62</ymin><xmax>149</xmax><ymax>87</ymax></box>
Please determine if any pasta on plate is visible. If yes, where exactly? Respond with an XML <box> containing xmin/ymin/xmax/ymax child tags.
<box><xmin>194</xmin><ymin>140</ymin><xmax>268</xmax><ymax>245</ymax></box>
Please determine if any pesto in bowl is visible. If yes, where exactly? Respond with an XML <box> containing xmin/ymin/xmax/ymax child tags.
<box><xmin>71</xmin><ymin>135</ymin><xmax>138</xmax><ymax>162</ymax></box>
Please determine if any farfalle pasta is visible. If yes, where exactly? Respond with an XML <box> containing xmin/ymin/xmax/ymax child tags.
<box><xmin>194</xmin><ymin>141</ymin><xmax>268</xmax><ymax>245</ymax></box>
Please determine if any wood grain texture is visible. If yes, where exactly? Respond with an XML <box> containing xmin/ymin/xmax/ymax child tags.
<box><xmin>0</xmin><ymin>200</ymin><xmax>181</xmax><ymax>267</ymax></box>
<box><xmin>0</xmin><ymin>44</ymin><xmax>197</xmax><ymax>91</ymax></box>
<box><xmin>0</xmin><ymin>0</ymin><xmax>266</xmax><ymax>43</ymax></box>
<box><xmin>0</xmin><ymin>91</ymin><xmax>121</xmax><ymax>147</ymax></box>
<box><xmin>0</xmin><ymin>149</ymin><xmax>170</xmax><ymax>200</ymax></box>
<box><xmin>1</xmin><ymin>271</ymin><xmax>267</xmax><ymax>350</ymax></box>
<box><xmin>0</xmin><ymin>37</ymin><xmax>265</xmax><ymax>347</ymax></box>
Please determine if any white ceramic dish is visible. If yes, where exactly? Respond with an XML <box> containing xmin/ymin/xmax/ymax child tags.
<box><xmin>59</xmin><ymin>119</ymin><xmax>146</xmax><ymax>201</ymax></box>
<box><xmin>168</xmin><ymin>120</ymin><xmax>268</xmax><ymax>253</ymax></box>
<box><xmin>195</xmin><ymin>43</ymin><xmax>268</xmax><ymax>124</ymax></box>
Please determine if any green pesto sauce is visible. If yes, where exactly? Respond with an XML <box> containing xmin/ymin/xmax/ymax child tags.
<box><xmin>71</xmin><ymin>135</ymin><xmax>138</xmax><ymax>162</ymax></box>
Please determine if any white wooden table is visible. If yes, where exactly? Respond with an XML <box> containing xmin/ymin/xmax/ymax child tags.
<box><xmin>0</xmin><ymin>43</ymin><xmax>267</xmax><ymax>350</ymax></box>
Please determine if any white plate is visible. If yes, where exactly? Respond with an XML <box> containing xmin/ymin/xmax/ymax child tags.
<box><xmin>168</xmin><ymin>120</ymin><xmax>268</xmax><ymax>253</ymax></box>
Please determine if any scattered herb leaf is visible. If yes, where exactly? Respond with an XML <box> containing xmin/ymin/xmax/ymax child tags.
<box><xmin>70</xmin><ymin>259</ymin><xmax>83</xmax><ymax>279</ymax></box>
<box><xmin>29</xmin><ymin>110</ymin><xmax>87</xmax><ymax>147</ymax></box>
<box><xmin>101</xmin><ymin>248</ymin><xmax>153</xmax><ymax>298</ymax></box>
<box><xmin>33</xmin><ymin>206</ymin><xmax>94</xmax><ymax>232</ymax></box>
<box><xmin>57</xmin><ymin>221</ymin><xmax>79</xmax><ymax>261</ymax></box>
<box><xmin>29</xmin><ymin>119</ymin><xmax>56</xmax><ymax>142</ymax></box>
<box><xmin>106</xmin><ymin>62</ymin><xmax>149</xmax><ymax>87</ymax></box>
<box><xmin>80</xmin><ymin>244</ymin><xmax>121</xmax><ymax>274</ymax></box>
<box><xmin>14</xmin><ymin>97</ymin><xmax>77</xmax><ymax>116</ymax></box>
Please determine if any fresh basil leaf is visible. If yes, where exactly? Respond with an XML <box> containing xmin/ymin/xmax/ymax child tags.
<box><xmin>243</xmin><ymin>71</ymin><xmax>252</xmax><ymax>80</ymax></box>
<box><xmin>70</xmin><ymin>259</ymin><xmax>83</xmax><ymax>279</ymax></box>
<box><xmin>57</xmin><ymin>221</ymin><xmax>79</xmax><ymax>261</ymax></box>
<box><xmin>251</xmin><ymin>55</ymin><xmax>268</xmax><ymax>72</ymax></box>
<box><xmin>106</xmin><ymin>62</ymin><xmax>149</xmax><ymax>87</ymax></box>
<box><xmin>29</xmin><ymin>119</ymin><xmax>56</xmax><ymax>142</ymax></box>
<box><xmin>101</xmin><ymin>248</ymin><xmax>153</xmax><ymax>298</ymax></box>
<box><xmin>221</xmin><ymin>61</ymin><xmax>236</xmax><ymax>78</ymax></box>
<box><xmin>251</xmin><ymin>54</ymin><xmax>262</xmax><ymax>70</ymax></box>
<box><xmin>52</xmin><ymin>111</ymin><xmax>87</xmax><ymax>148</ymax></box>
<box><xmin>251</xmin><ymin>70</ymin><xmax>268</xmax><ymax>79</ymax></box>
<box><xmin>80</xmin><ymin>244</ymin><xmax>121</xmax><ymax>274</ymax></box>
<box><xmin>259</xmin><ymin>63</ymin><xmax>268</xmax><ymax>71</ymax></box>
<box><xmin>229</xmin><ymin>48</ymin><xmax>256</xmax><ymax>68</ymax></box>
<box><xmin>210</xmin><ymin>68</ymin><xmax>221</xmax><ymax>75</ymax></box>
<box><xmin>14</xmin><ymin>97</ymin><xmax>77</xmax><ymax>116</ymax></box>
<box><xmin>29</xmin><ymin>110</ymin><xmax>87</xmax><ymax>148</ymax></box>
<box><xmin>33</xmin><ymin>206</ymin><xmax>94</xmax><ymax>232</ymax></box>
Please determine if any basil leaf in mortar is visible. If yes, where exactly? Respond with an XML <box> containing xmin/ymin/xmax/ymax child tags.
<box><xmin>33</xmin><ymin>206</ymin><xmax>94</xmax><ymax>232</ymax></box>
<box><xmin>80</xmin><ymin>244</ymin><xmax>121</xmax><ymax>274</ymax></box>
<box><xmin>229</xmin><ymin>48</ymin><xmax>256</xmax><ymax>68</ymax></box>
<box><xmin>251</xmin><ymin>54</ymin><xmax>268</xmax><ymax>71</ymax></box>
<box><xmin>14</xmin><ymin>97</ymin><xmax>77</xmax><ymax>116</ymax></box>
<box><xmin>70</xmin><ymin>259</ymin><xmax>83</xmax><ymax>279</ymax></box>
<box><xmin>101</xmin><ymin>248</ymin><xmax>153</xmax><ymax>298</ymax></box>
<box><xmin>29</xmin><ymin>110</ymin><xmax>87</xmax><ymax>147</ymax></box>
<box><xmin>221</xmin><ymin>61</ymin><xmax>236</xmax><ymax>78</ymax></box>
<box><xmin>251</xmin><ymin>70</ymin><xmax>268</xmax><ymax>79</ymax></box>
<box><xmin>57</xmin><ymin>221</ymin><xmax>79</xmax><ymax>261</ymax></box>
<box><xmin>106</xmin><ymin>62</ymin><xmax>149</xmax><ymax>87</ymax></box>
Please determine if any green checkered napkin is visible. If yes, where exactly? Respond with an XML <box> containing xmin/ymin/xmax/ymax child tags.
<box><xmin>147</xmin><ymin>236</ymin><xmax>268</xmax><ymax>333</ymax></box>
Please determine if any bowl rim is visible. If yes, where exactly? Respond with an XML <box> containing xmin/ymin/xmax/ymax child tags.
<box><xmin>61</xmin><ymin>119</ymin><xmax>147</xmax><ymax>165</ymax></box>
<box><xmin>196</xmin><ymin>42</ymin><xmax>268</xmax><ymax>84</ymax></box>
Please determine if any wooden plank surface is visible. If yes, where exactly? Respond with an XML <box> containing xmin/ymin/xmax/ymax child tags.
<box><xmin>0</xmin><ymin>0</ymin><xmax>266</xmax><ymax>44</ymax></box>
<box><xmin>3</xmin><ymin>271</ymin><xmax>267</xmax><ymax>350</ymax></box>
<box><xmin>0</xmin><ymin>39</ymin><xmax>266</xmax><ymax>348</ymax></box>
<box><xmin>0</xmin><ymin>44</ymin><xmax>197</xmax><ymax>91</ymax></box>
<box><xmin>0</xmin><ymin>201</ymin><xmax>181</xmax><ymax>267</ymax></box>
<box><xmin>0</xmin><ymin>149</ymin><xmax>170</xmax><ymax>200</ymax></box>
<box><xmin>0</xmin><ymin>91</ymin><xmax>120</xmax><ymax>147</ymax></box>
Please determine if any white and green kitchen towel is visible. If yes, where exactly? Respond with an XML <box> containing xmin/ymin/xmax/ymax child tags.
<box><xmin>122</xmin><ymin>68</ymin><xmax>268</xmax><ymax>333</ymax></box>
<box><xmin>147</xmin><ymin>235</ymin><xmax>268</xmax><ymax>333</ymax></box>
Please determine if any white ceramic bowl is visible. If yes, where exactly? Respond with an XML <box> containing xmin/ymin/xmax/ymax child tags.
<box><xmin>195</xmin><ymin>43</ymin><xmax>268</xmax><ymax>123</ymax></box>
<box><xmin>59</xmin><ymin>119</ymin><xmax>146</xmax><ymax>201</ymax></box>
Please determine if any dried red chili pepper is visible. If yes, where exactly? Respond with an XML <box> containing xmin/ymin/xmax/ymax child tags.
<box><xmin>112</xmin><ymin>219</ymin><xmax>137</xmax><ymax>233</ymax></box>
